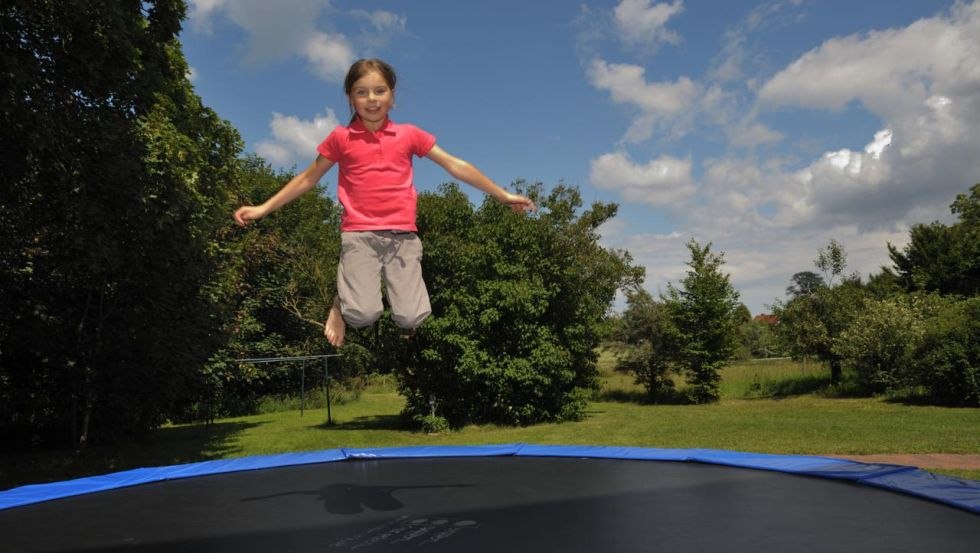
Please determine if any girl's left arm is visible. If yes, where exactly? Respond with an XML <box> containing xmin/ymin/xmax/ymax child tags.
<box><xmin>426</xmin><ymin>145</ymin><xmax>536</xmax><ymax>212</ymax></box>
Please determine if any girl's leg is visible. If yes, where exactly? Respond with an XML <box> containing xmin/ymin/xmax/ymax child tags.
<box><xmin>382</xmin><ymin>232</ymin><xmax>431</xmax><ymax>330</ymax></box>
<box><xmin>336</xmin><ymin>232</ymin><xmax>384</xmax><ymax>328</ymax></box>
<box><xmin>323</xmin><ymin>295</ymin><xmax>345</xmax><ymax>347</ymax></box>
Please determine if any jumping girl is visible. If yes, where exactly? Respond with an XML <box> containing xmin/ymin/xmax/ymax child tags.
<box><xmin>233</xmin><ymin>58</ymin><xmax>536</xmax><ymax>347</ymax></box>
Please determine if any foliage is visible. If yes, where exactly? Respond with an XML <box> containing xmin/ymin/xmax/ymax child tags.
<box><xmin>413</xmin><ymin>414</ymin><xmax>451</xmax><ymax>434</ymax></box>
<box><xmin>736</xmin><ymin>318</ymin><xmax>784</xmax><ymax>360</ymax></box>
<box><xmin>911</xmin><ymin>295</ymin><xmax>980</xmax><ymax>406</ymax></box>
<box><xmin>831</xmin><ymin>293</ymin><xmax>979</xmax><ymax>405</ymax></box>
<box><xmin>661</xmin><ymin>240</ymin><xmax>742</xmax><ymax>403</ymax></box>
<box><xmin>395</xmin><ymin>182</ymin><xmax>642</xmax><ymax>427</ymax></box>
<box><xmin>888</xmin><ymin>183</ymin><xmax>980</xmax><ymax>296</ymax></box>
<box><xmin>773</xmin><ymin>240</ymin><xmax>866</xmax><ymax>384</ymax></box>
<box><xmin>833</xmin><ymin>297</ymin><xmax>925</xmax><ymax>393</ymax></box>
<box><xmin>786</xmin><ymin>271</ymin><xmax>825</xmax><ymax>299</ymax></box>
<box><xmin>0</xmin><ymin>0</ymin><xmax>243</xmax><ymax>446</ymax></box>
<box><xmin>608</xmin><ymin>288</ymin><xmax>676</xmax><ymax>400</ymax></box>
<box><xmin>816</xmin><ymin>239</ymin><xmax>850</xmax><ymax>286</ymax></box>
<box><xmin>202</xmin><ymin>156</ymin><xmax>342</xmax><ymax>417</ymax></box>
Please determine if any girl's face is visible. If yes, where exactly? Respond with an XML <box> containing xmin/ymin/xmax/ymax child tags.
<box><xmin>348</xmin><ymin>70</ymin><xmax>394</xmax><ymax>131</ymax></box>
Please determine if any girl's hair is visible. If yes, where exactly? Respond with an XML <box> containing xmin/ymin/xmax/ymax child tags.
<box><xmin>344</xmin><ymin>58</ymin><xmax>397</xmax><ymax>123</ymax></box>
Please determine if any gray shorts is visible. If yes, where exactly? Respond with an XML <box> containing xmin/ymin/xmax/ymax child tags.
<box><xmin>336</xmin><ymin>231</ymin><xmax>431</xmax><ymax>329</ymax></box>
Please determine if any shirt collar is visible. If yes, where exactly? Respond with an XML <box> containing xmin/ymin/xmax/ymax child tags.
<box><xmin>349</xmin><ymin>117</ymin><xmax>396</xmax><ymax>135</ymax></box>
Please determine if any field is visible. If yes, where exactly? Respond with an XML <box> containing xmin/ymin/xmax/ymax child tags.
<box><xmin>2</xmin><ymin>352</ymin><xmax>978</xmax><ymax>490</ymax></box>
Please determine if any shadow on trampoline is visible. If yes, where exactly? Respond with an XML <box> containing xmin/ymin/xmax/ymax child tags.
<box><xmin>242</xmin><ymin>482</ymin><xmax>475</xmax><ymax>515</ymax></box>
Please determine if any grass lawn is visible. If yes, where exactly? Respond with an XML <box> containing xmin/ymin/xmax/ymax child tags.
<box><xmin>2</xmin><ymin>353</ymin><xmax>978</xmax><ymax>490</ymax></box>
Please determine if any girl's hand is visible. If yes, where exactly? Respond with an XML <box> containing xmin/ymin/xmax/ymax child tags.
<box><xmin>233</xmin><ymin>205</ymin><xmax>266</xmax><ymax>227</ymax></box>
<box><xmin>501</xmin><ymin>192</ymin><xmax>536</xmax><ymax>213</ymax></box>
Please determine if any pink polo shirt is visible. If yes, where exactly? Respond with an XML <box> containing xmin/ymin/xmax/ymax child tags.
<box><xmin>317</xmin><ymin>118</ymin><xmax>436</xmax><ymax>232</ymax></box>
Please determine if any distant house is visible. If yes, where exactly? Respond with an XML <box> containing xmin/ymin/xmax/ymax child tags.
<box><xmin>753</xmin><ymin>314</ymin><xmax>778</xmax><ymax>326</ymax></box>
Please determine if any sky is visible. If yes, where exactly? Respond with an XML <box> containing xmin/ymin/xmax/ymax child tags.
<box><xmin>179</xmin><ymin>0</ymin><xmax>980</xmax><ymax>315</ymax></box>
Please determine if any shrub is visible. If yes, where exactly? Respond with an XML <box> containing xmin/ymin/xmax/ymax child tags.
<box><xmin>913</xmin><ymin>296</ymin><xmax>980</xmax><ymax>406</ymax></box>
<box><xmin>395</xmin><ymin>184</ymin><xmax>639</xmax><ymax>427</ymax></box>
<box><xmin>833</xmin><ymin>298</ymin><xmax>923</xmax><ymax>393</ymax></box>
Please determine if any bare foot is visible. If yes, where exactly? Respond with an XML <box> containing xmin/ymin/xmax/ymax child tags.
<box><xmin>324</xmin><ymin>297</ymin><xmax>345</xmax><ymax>347</ymax></box>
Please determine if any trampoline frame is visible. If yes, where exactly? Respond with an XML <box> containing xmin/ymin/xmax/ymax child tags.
<box><xmin>2</xmin><ymin>443</ymin><xmax>978</xmax><ymax>514</ymax></box>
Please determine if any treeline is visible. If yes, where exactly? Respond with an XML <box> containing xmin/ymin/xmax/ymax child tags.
<box><xmin>775</xmin><ymin>184</ymin><xmax>979</xmax><ymax>407</ymax></box>
<box><xmin>0</xmin><ymin>1</ymin><xmax>641</xmax><ymax>446</ymax></box>
<box><xmin>607</xmin><ymin>184</ymin><xmax>980</xmax><ymax>407</ymax></box>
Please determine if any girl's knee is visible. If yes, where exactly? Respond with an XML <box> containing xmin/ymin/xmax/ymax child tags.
<box><xmin>343</xmin><ymin>308</ymin><xmax>383</xmax><ymax>328</ymax></box>
<box><xmin>392</xmin><ymin>309</ymin><xmax>431</xmax><ymax>330</ymax></box>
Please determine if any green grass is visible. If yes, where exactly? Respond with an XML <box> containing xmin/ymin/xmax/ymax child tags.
<box><xmin>2</xmin><ymin>354</ymin><xmax>979</xmax><ymax>490</ymax></box>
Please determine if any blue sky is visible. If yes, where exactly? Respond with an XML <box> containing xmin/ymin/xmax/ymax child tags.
<box><xmin>180</xmin><ymin>0</ymin><xmax>980</xmax><ymax>315</ymax></box>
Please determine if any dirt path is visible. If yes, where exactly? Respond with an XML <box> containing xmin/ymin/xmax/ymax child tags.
<box><xmin>823</xmin><ymin>454</ymin><xmax>980</xmax><ymax>470</ymax></box>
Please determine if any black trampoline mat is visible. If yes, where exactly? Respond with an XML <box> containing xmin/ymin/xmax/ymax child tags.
<box><xmin>2</xmin><ymin>456</ymin><xmax>978</xmax><ymax>552</ymax></box>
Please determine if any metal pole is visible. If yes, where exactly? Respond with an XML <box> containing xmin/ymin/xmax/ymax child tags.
<box><xmin>300</xmin><ymin>364</ymin><xmax>305</xmax><ymax>417</ymax></box>
<box><xmin>324</xmin><ymin>356</ymin><xmax>332</xmax><ymax>425</ymax></box>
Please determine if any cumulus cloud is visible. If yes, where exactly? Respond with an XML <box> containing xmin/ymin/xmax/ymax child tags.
<box><xmin>588</xmin><ymin>58</ymin><xmax>700</xmax><ymax>141</ymax></box>
<box><xmin>593</xmin><ymin>2</ymin><xmax>980</xmax><ymax>314</ymax></box>
<box><xmin>590</xmin><ymin>152</ymin><xmax>697</xmax><ymax>206</ymax></box>
<box><xmin>613</xmin><ymin>0</ymin><xmax>684</xmax><ymax>48</ymax></box>
<box><xmin>187</xmin><ymin>0</ymin><xmax>406</xmax><ymax>82</ymax></box>
<box><xmin>755</xmin><ymin>2</ymin><xmax>980</xmax><ymax>229</ymax></box>
<box><xmin>304</xmin><ymin>32</ymin><xmax>356</xmax><ymax>82</ymax></box>
<box><xmin>758</xmin><ymin>7</ymin><xmax>980</xmax><ymax>116</ymax></box>
<box><xmin>255</xmin><ymin>109</ymin><xmax>341</xmax><ymax>167</ymax></box>
<box><xmin>350</xmin><ymin>9</ymin><xmax>407</xmax><ymax>33</ymax></box>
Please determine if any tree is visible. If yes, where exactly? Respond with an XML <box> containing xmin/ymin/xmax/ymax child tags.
<box><xmin>200</xmin><ymin>156</ymin><xmax>344</xmax><ymax>417</ymax></box>
<box><xmin>773</xmin><ymin>240</ymin><xmax>866</xmax><ymax>384</ymax></box>
<box><xmin>661</xmin><ymin>240</ymin><xmax>741</xmax><ymax>403</ymax></box>
<box><xmin>888</xmin><ymin>184</ymin><xmax>980</xmax><ymax>296</ymax></box>
<box><xmin>611</xmin><ymin>288</ymin><xmax>675</xmax><ymax>400</ymax></box>
<box><xmin>1</xmin><ymin>1</ymin><xmax>243</xmax><ymax>445</ymax></box>
<box><xmin>833</xmin><ymin>297</ymin><xmax>924</xmax><ymax>393</ymax></box>
<box><xmin>395</xmin><ymin>182</ymin><xmax>642</xmax><ymax>427</ymax></box>
<box><xmin>786</xmin><ymin>271</ymin><xmax>825</xmax><ymax>299</ymax></box>
<box><xmin>913</xmin><ymin>295</ymin><xmax>980</xmax><ymax>407</ymax></box>
<box><xmin>737</xmin><ymin>317</ymin><xmax>783</xmax><ymax>359</ymax></box>
<box><xmin>816</xmin><ymin>239</ymin><xmax>849</xmax><ymax>286</ymax></box>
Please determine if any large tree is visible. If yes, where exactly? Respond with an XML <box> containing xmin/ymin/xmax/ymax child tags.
<box><xmin>1</xmin><ymin>0</ymin><xmax>242</xmax><ymax>446</ymax></box>
<box><xmin>661</xmin><ymin>240</ymin><xmax>741</xmax><ymax>403</ymax></box>
<box><xmin>395</xmin><ymin>182</ymin><xmax>642</xmax><ymax>427</ymax></box>
<box><xmin>888</xmin><ymin>183</ymin><xmax>980</xmax><ymax>296</ymax></box>
<box><xmin>201</xmin><ymin>156</ymin><xmax>343</xmax><ymax>418</ymax></box>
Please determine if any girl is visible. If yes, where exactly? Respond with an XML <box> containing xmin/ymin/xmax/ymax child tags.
<box><xmin>234</xmin><ymin>58</ymin><xmax>535</xmax><ymax>347</ymax></box>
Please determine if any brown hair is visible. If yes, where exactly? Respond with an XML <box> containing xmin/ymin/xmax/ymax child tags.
<box><xmin>344</xmin><ymin>58</ymin><xmax>397</xmax><ymax>123</ymax></box>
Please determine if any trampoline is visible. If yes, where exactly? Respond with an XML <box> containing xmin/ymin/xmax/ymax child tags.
<box><xmin>1</xmin><ymin>444</ymin><xmax>978</xmax><ymax>552</ymax></box>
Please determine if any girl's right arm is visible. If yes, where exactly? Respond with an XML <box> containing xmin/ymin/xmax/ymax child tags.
<box><xmin>234</xmin><ymin>154</ymin><xmax>336</xmax><ymax>226</ymax></box>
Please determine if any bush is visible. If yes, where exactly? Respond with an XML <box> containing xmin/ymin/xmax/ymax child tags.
<box><xmin>394</xmin><ymin>184</ymin><xmax>639</xmax><ymax>427</ymax></box>
<box><xmin>913</xmin><ymin>296</ymin><xmax>980</xmax><ymax>406</ymax></box>
<box><xmin>833</xmin><ymin>298</ymin><xmax>923</xmax><ymax>393</ymax></box>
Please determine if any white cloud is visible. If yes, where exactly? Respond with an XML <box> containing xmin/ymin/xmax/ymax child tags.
<box><xmin>186</xmin><ymin>0</ymin><xmax>355</xmax><ymax>82</ymax></box>
<box><xmin>255</xmin><ymin>109</ymin><xmax>341</xmax><ymax>167</ymax></box>
<box><xmin>350</xmin><ymin>9</ymin><xmax>407</xmax><ymax>33</ymax></box>
<box><xmin>753</xmin><ymin>3</ymin><xmax>980</xmax><ymax>229</ymax></box>
<box><xmin>758</xmin><ymin>3</ymin><xmax>980</xmax><ymax>117</ymax></box>
<box><xmin>586</xmin><ymin>2</ymin><xmax>980</xmax><ymax>314</ymax></box>
<box><xmin>587</xmin><ymin>58</ymin><xmax>700</xmax><ymax>142</ymax></box>
<box><xmin>187</xmin><ymin>0</ymin><xmax>231</xmax><ymax>33</ymax></box>
<box><xmin>590</xmin><ymin>151</ymin><xmax>697</xmax><ymax>206</ymax></box>
<box><xmin>304</xmin><ymin>32</ymin><xmax>356</xmax><ymax>82</ymax></box>
<box><xmin>613</xmin><ymin>0</ymin><xmax>684</xmax><ymax>48</ymax></box>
